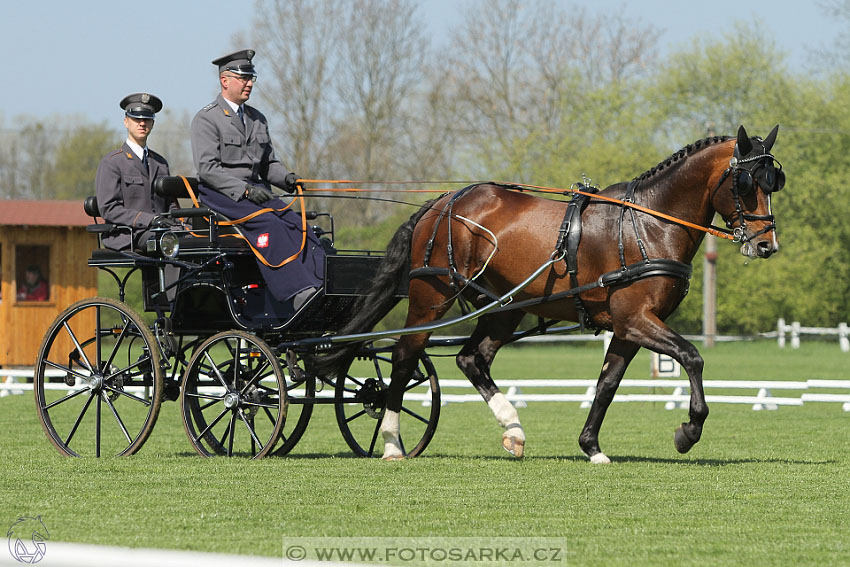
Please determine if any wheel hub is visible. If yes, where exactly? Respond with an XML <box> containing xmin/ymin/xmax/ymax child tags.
<box><xmin>223</xmin><ymin>392</ymin><xmax>240</xmax><ymax>409</ymax></box>
<box><xmin>359</xmin><ymin>378</ymin><xmax>386</xmax><ymax>419</ymax></box>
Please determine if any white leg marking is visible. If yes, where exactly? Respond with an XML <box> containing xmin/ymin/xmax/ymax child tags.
<box><xmin>488</xmin><ymin>392</ymin><xmax>525</xmax><ymax>457</ymax></box>
<box><xmin>380</xmin><ymin>410</ymin><xmax>404</xmax><ymax>460</ymax></box>
<box><xmin>589</xmin><ymin>453</ymin><xmax>611</xmax><ymax>464</ymax></box>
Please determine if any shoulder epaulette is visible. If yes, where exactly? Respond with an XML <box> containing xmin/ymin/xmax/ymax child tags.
<box><xmin>201</xmin><ymin>100</ymin><xmax>218</xmax><ymax>112</ymax></box>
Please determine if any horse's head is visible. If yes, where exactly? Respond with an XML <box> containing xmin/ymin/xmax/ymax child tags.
<box><xmin>712</xmin><ymin>125</ymin><xmax>784</xmax><ymax>258</ymax></box>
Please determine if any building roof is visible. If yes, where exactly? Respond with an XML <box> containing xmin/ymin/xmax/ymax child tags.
<box><xmin>0</xmin><ymin>200</ymin><xmax>91</xmax><ymax>227</ymax></box>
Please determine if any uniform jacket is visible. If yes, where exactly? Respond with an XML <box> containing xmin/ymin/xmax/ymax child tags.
<box><xmin>190</xmin><ymin>93</ymin><xmax>291</xmax><ymax>201</ymax></box>
<box><xmin>95</xmin><ymin>142</ymin><xmax>174</xmax><ymax>250</ymax></box>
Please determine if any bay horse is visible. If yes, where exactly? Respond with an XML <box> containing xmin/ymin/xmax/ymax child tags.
<box><xmin>322</xmin><ymin>125</ymin><xmax>784</xmax><ymax>462</ymax></box>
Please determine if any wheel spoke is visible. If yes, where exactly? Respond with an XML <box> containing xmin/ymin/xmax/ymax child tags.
<box><xmin>184</xmin><ymin>391</ymin><xmax>225</xmax><ymax>402</ymax></box>
<box><xmin>195</xmin><ymin>407</ymin><xmax>230</xmax><ymax>441</ymax></box>
<box><xmin>232</xmin><ymin>339</ymin><xmax>242</xmax><ymax>389</ymax></box>
<box><xmin>367</xmin><ymin>419</ymin><xmax>381</xmax><ymax>457</ymax></box>
<box><xmin>103</xmin><ymin>393</ymin><xmax>132</xmax><ymax>443</ymax></box>
<box><xmin>103</xmin><ymin>318</ymin><xmax>133</xmax><ymax>373</ymax></box>
<box><xmin>62</xmin><ymin>321</ymin><xmax>95</xmax><ymax>375</ymax></box>
<box><xmin>203</xmin><ymin>351</ymin><xmax>230</xmax><ymax>389</ymax></box>
<box><xmin>241</xmin><ymin>399</ymin><xmax>280</xmax><ymax>410</ymax></box>
<box><xmin>41</xmin><ymin>358</ymin><xmax>90</xmax><ymax>383</ymax></box>
<box><xmin>64</xmin><ymin>392</ymin><xmax>95</xmax><ymax>447</ymax></box>
<box><xmin>227</xmin><ymin>412</ymin><xmax>237</xmax><ymax>456</ymax></box>
<box><xmin>43</xmin><ymin>386</ymin><xmax>90</xmax><ymax>410</ymax></box>
<box><xmin>238</xmin><ymin>410</ymin><xmax>264</xmax><ymax>452</ymax></box>
<box><xmin>400</xmin><ymin>405</ymin><xmax>430</xmax><ymax>425</ymax></box>
<box><xmin>345</xmin><ymin>408</ymin><xmax>367</xmax><ymax>423</ymax></box>
<box><xmin>103</xmin><ymin>355</ymin><xmax>152</xmax><ymax>382</ymax></box>
<box><xmin>239</xmin><ymin>360</ymin><xmax>272</xmax><ymax>395</ymax></box>
<box><xmin>96</xmin><ymin>392</ymin><xmax>103</xmax><ymax>458</ymax></box>
<box><xmin>102</xmin><ymin>384</ymin><xmax>152</xmax><ymax>407</ymax></box>
<box><xmin>404</xmin><ymin>374</ymin><xmax>429</xmax><ymax>392</ymax></box>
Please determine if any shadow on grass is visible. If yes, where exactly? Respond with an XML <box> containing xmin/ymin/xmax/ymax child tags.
<box><xmin>168</xmin><ymin>450</ymin><xmax>835</xmax><ymax>466</ymax></box>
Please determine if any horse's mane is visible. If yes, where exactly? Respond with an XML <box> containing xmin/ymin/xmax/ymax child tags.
<box><xmin>633</xmin><ymin>135</ymin><xmax>733</xmax><ymax>182</ymax></box>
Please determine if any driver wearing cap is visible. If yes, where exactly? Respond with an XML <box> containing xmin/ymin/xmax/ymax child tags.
<box><xmin>190</xmin><ymin>49</ymin><xmax>324</xmax><ymax>310</ymax></box>
<box><xmin>95</xmin><ymin>93</ymin><xmax>177</xmax><ymax>251</ymax></box>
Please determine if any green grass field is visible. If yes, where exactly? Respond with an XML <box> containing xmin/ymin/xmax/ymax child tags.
<box><xmin>2</xmin><ymin>340</ymin><xmax>849</xmax><ymax>566</ymax></box>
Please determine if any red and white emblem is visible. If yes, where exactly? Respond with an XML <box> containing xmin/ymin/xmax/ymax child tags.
<box><xmin>256</xmin><ymin>233</ymin><xmax>270</xmax><ymax>248</ymax></box>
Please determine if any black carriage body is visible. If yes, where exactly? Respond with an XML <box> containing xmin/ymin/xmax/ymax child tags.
<box><xmin>85</xmin><ymin>179</ymin><xmax>408</xmax><ymax>340</ymax></box>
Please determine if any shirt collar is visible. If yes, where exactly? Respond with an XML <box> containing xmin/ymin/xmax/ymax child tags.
<box><xmin>125</xmin><ymin>138</ymin><xmax>146</xmax><ymax>160</ymax></box>
<box><xmin>222</xmin><ymin>97</ymin><xmax>241</xmax><ymax>115</ymax></box>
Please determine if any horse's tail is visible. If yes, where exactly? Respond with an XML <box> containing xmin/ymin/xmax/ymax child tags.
<box><xmin>311</xmin><ymin>198</ymin><xmax>437</xmax><ymax>377</ymax></box>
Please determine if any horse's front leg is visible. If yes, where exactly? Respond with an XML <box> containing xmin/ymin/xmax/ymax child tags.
<box><xmin>455</xmin><ymin>312</ymin><xmax>526</xmax><ymax>457</ymax></box>
<box><xmin>578</xmin><ymin>336</ymin><xmax>640</xmax><ymax>463</ymax></box>
<box><xmin>617</xmin><ymin>312</ymin><xmax>708</xmax><ymax>454</ymax></box>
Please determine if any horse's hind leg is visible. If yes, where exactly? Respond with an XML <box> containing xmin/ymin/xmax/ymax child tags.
<box><xmin>455</xmin><ymin>311</ymin><xmax>526</xmax><ymax>457</ymax></box>
<box><xmin>578</xmin><ymin>335</ymin><xmax>641</xmax><ymax>464</ymax></box>
<box><xmin>379</xmin><ymin>279</ymin><xmax>454</xmax><ymax>460</ymax></box>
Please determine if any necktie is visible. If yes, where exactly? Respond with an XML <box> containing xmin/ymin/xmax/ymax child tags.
<box><xmin>142</xmin><ymin>148</ymin><xmax>149</xmax><ymax>171</ymax></box>
<box><xmin>237</xmin><ymin>106</ymin><xmax>245</xmax><ymax>125</ymax></box>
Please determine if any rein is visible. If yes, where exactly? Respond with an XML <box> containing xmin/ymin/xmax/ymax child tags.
<box><xmin>298</xmin><ymin>178</ymin><xmax>738</xmax><ymax>241</ymax></box>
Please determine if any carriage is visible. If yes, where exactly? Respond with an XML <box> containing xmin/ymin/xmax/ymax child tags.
<box><xmin>34</xmin><ymin>125</ymin><xmax>786</xmax><ymax>462</ymax></box>
<box><xmin>33</xmin><ymin>175</ymin><xmax>441</xmax><ymax>459</ymax></box>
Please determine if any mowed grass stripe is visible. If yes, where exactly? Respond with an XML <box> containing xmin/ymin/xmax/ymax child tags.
<box><xmin>2</xmin><ymin>340</ymin><xmax>848</xmax><ymax>566</ymax></box>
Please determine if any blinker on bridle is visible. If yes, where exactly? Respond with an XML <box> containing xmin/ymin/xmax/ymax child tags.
<box><xmin>713</xmin><ymin>137</ymin><xmax>784</xmax><ymax>243</ymax></box>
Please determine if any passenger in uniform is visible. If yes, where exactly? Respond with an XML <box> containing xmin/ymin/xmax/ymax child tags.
<box><xmin>95</xmin><ymin>93</ymin><xmax>177</xmax><ymax>251</ymax></box>
<box><xmin>190</xmin><ymin>49</ymin><xmax>324</xmax><ymax>310</ymax></box>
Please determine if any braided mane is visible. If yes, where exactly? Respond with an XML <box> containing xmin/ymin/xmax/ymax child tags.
<box><xmin>633</xmin><ymin>135</ymin><xmax>732</xmax><ymax>182</ymax></box>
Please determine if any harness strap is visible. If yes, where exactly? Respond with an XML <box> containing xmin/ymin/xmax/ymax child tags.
<box><xmin>556</xmin><ymin>185</ymin><xmax>597</xmax><ymax>329</ymax></box>
<box><xmin>409</xmin><ymin>266</ymin><xmax>505</xmax><ymax>304</ymax></box>
<box><xmin>490</xmin><ymin>258</ymin><xmax>693</xmax><ymax>315</ymax></box>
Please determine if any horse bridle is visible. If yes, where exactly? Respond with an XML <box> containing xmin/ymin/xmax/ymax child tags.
<box><xmin>712</xmin><ymin>140</ymin><xmax>785</xmax><ymax>243</ymax></box>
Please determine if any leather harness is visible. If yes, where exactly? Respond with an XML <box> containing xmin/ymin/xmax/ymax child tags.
<box><xmin>408</xmin><ymin>182</ymin><xmax>694</xmax><ymax>330</ymax></box>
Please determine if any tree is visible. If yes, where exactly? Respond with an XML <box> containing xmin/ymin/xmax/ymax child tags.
<box><xmin>47</xmin><ymin>122</ymin><xmax>119</xmax><ymax>200</ymax></box>
<box><xmin>0</xmin><ymin>118</ymin><xmax>55</xmax><ymax>199</ymax></box>
<box><xmin>438</xmin><ymin>0</ymin><xmax>660</xmax><ymax>182</ymax></box>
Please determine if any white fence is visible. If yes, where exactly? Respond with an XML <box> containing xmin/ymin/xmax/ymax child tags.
<box><xmin>4</xmin><ymin>369</ymin><xmax>849</xmax><ymax>412</ymax></box>
<box><xmin>775</xmin><ymin>318</ymin><xmax>850</xmax><ymax>352</ymax></box>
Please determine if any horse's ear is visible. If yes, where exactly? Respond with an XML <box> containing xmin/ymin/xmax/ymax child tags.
<box><xmin>736</xmin><ymin>125</ymin><xmax>753</xmax><ymax>156</ymax></box>
<box><xmin>763</xmin><ymin>124</ymin><xmax>779</xmax><ymax>152</ymax></box>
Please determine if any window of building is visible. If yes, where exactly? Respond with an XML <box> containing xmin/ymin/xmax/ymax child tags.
<box><xmin>15</xmin><ymin>245</ymin><xmax>50</xmax><ymax>302</ymax></box>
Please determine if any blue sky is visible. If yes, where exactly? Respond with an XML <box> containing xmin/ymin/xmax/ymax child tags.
<box><xmin>1</xmin><ymin>0</ymin><xmax>843</xmax><ymax>126</ymax></box>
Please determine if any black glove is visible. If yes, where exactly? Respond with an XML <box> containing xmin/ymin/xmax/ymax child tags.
<box><xmin>245</xmin><ymin>184</ymin><xmax>273</xmax><ymax>204</ymax></box>
<box><xmin>149</xmin><ymin>215</ymin><xmax>180</xmax><ymax>228</ymax></box>
<box><xmin>283</xmin><ymin>173</ymin><xmax>299</xmax><ymax>193</ymax></box>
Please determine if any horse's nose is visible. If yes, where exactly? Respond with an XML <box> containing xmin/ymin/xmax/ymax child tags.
<box><xmin>757</xmin><ymin>240</ymin><xmax>777</xmax><ymax>258</ymax></box>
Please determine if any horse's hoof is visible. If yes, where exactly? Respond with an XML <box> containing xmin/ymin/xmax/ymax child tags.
<box><xmin>674</xmin><ymin>424</ymin><xmax>695</xmax><ymax>454</ymax></box>
<box><xmin>382</xmin><ymin>453</ymin><xmax>406</xmax><ymax>461</ymax></box>
<box><xmin>589</xmin><ymin>453</ymin><xmax>611</xmax><ymax>464</ymax></box>
<box><xmin>502</xmin><ymin>435</ymin><xmax>525</xmax><ymax>458</ymax></box>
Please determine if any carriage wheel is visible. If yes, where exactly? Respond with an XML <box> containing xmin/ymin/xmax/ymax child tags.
<box><xmin>271</xmin><ymin>349</ymin><xmax>314</xmax><ymax>456</ymax></box>
<box><xmin>34</xmin><ymin>297</ymin><xmax>163</xmax><ymax>457</ymax></box>
<box><xmin>335</xmin><ymin>345</ymin><xmax>440</xmax><ymax>458</ymax></box>
<box><xmin>180</xmin><ymin>331</ymin><xmax>285</xmax><ymax>459</ymax></box>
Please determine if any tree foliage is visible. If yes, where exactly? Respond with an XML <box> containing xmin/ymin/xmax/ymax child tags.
<box><xmin>2</xmin><ymin>3</ymin><xmax>850</xmax><ymax>333</ymax></box>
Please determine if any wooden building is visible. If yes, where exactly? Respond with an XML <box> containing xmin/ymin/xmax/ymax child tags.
<box><xmin>0</xmin><ymin>200</ymin><xmax>97</xmax><ymax>367</ymax></box>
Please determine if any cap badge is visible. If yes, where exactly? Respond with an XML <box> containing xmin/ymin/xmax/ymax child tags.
<box><xmin>141</xmin><ymin>93</ymin><xmax>150</xmax><ymax>104</ymax></box>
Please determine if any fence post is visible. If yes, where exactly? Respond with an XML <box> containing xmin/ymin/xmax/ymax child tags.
<box><xmin>777</xmin><ymin>318</ymin><xmax>786</xmax><ymax>348</ymax></box>
<box><xmin>791</xmin><ymin>321</ymin><xmax>801</xmax><ymax>349</ymax></box>
<box><xmin>839</xmin><ymin>323</ymin><xmax>849</xmax><ymax>353</ymax></box>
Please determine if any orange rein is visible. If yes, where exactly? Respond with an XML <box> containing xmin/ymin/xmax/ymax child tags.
<box><xmin>297</xmin><ymin>179</ymin><xmax>736</xmax><ymax>241</ymax></box>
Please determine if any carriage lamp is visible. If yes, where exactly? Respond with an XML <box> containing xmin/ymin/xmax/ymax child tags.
<box><xmin>159</xmin><ymin>232</ymin><xmax>180</xmax><ymax>258</ymax></box>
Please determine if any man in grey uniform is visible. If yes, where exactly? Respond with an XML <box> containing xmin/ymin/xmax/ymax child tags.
<box><xmin>95</xmin><ymin>93</ymin><xmax>176</xmax><ymax>251</ymax></box>
<box><xmin>190</xmin><ymin>49</ymin><xmax>324</xmax><ymax>309</ymax></box>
